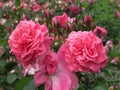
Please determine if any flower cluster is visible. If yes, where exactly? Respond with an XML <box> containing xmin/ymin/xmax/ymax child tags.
<box><xmin>8</xmin><ymin>18</ymin><xmax>108</xmax><ymax>89</ymax></box>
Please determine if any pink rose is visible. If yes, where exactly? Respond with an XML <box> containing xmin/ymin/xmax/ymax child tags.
<box><xmin>34</xmin><ymin>52</ymin><xmax>78</xmax><ymax>90</ymax></box>
<box><xmin>33</xmin><ymin>4</ymin><xmax>39</xmax><ymax>12</ymax></box>
<box><xmin>8</xmin><ymin>20</ymin><xmax>53</xmax><ymax>72</ymax></box>
<box><xmin>58</xmin><ymin>31</ymin><xmax>108</xmax><ymax>73</ymax></box>
<box><xmin>93</xmin><ymin>26</ymin><xmax>107</xmax><ymax>39</ymax></box>
<box><xmin>20</xmin><ymin>2</ymin><xmax>28</xmax><ymax>9</ymax></box>
<box><xmin>52</xmin><ymin>12</ymin><xmax>76</xmax><ymax>28</ymax></box>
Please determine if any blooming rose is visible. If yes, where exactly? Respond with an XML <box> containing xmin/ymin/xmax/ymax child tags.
<box><xmin>52</xmin><ymin>12</ymin><xmax>76</xmax><ymax>28</ymax></box>
<box><xmin>34</xmin><ymin>51</ymin><xmax>78</xmax><ymax>90</ymax></box>
<box><xmin>32</xmin><ymin>4</ymin><xmax>40</xmax><ymax>12</ymax></box>
<box><xmin>58</xmin><ymin>31</ymin><xmax>108</xmax><ymax>73</ymax></box>
<box><xmin>8</xmin><ymin>20</ymin><xmax>53</xmax><ymax>74</ymax></box>
<box><xmin>93</xmin><ymin>26</ymin><xmax>107</xmax><ymax>39</ymax></box>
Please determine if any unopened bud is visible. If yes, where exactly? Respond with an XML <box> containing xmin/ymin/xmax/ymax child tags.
<box><xmin>84</xmin><ymin>14</ymin><xmax>92</xmax><ymax>25</ymax></box>
<box><xmin>115</xmin><ymin>10</ymin><xmax>120</xmax><ymax>18</ymax></box>
<box><xmin>111</xmin><ymin>57</ymin><xmax>119</xmax><ymax>64</ymax></box>
<box><xmin>65</xmin><ymin>22</ymin><xmax>73</xmax><ymax>31</ymax></box>
<box><xmin>44</xmin><ymin>9</ymin><xmax>50</xmax><ymax>18</ymax></box>
<box><xmin>105</xmin><ymin>40</ymin><xmax>114</xmax><ymax>52</ymax></box>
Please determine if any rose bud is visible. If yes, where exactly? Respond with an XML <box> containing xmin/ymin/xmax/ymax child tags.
<box><xmin>105</xmin><ymin>40</ymin><xmax>114</xmax><ymax>52</ymax></box>
<box><xmin>93</xmin><ymin>26</ymin><xmax>107</xmax><ymax>39</ymax></box>
<box><xmin>44</xmin><ymin>9</ymin><xmax>50</xmax><ymax>18</ymax></box>
<box><xmin>111</xmin><ymin>57</ymin><xmax>119</xmax><ymax>64</ymax></box>
<box><xmin>115</xmin><ymin>10</ymin><xmax>120</xmax><ymax>18</ymax></box>
<box><xmin>84</xmin><ymin>14</ymin><xmax>92</xmax><ymax>25</ymax></box>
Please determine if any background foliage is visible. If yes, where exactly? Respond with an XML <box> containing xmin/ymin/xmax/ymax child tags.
<box><xmin>0</xmin><ymin>0</ymin><xmax>120</xmax><ymax>90</ymax></box>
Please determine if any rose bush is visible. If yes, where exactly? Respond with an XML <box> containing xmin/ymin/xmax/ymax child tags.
<box><xmin>0</xmin><ymin>0</ymin><xmax>120</xmax><ymax>90</ymax></box>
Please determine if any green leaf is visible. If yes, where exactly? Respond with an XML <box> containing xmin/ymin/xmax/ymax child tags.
<box><xmin>22</xmin><ymin>79</ymin><xmax>44</xmax><ymax>90</ymax></box>
<box><xmin>15</xmin><ymin>0</ymin><xmax>20</xmax><ymax>7</ymax></box>
<box><xmin>14</xmin><ymin>76</ymin><xmax>33</xmax><ymax>90</ymax></box>
<box><xmin>37</xmin><ymin>84</ymin><xmax>44</xmax><ymax>90</ymax></box>
<box><xmin>4</xmin><ymin>19</ymin><xmax>13</xmax><ymax>27</ymax></box>
<box><xmin>0</xmin><ymin>8</ymin><xmax>4</xmax><ymax>18</ymax></box>
<box><xmin>6</xmin><ymin>74</ymin><xmax>17</xmax><ymax>84</ymax></box>
<box><xmin>0</xmin><ymin>59</ymin><xmax>6</xmax><ymax>74</ymax></box>
<box><xmin>93</xmin><ymin>80</ymin><xmax>108</xmax><ymax>90</ymax></box>
<box><xmin>93</xmin><ymin>86</ymin><xmax>108</xmax><ymax>90</ymax></box>
<box><xmin>23</xmin><ymin>80</ymin><xmax>38</xmax><ymax>90</ymax></box>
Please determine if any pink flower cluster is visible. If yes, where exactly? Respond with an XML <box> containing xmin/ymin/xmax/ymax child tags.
<box><xmin>8</xmin><ymin>20</ymin><xmax>78</xmax><ymax>90</ymax></box>
<box><xmin>8</xmin><ymin>19</ymin><xmax>108</xmax><ymax>89</ymax></box>
<box><xmin>34</xmin><ymin>52</ymin><xmax>78</xmax><ymax>90</ymax></box>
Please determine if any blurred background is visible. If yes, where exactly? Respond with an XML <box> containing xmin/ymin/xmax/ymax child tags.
<box><xmin>0</xmin><ymin>0</ymin><xmax>120</xmax><ymax>90</ymax></box>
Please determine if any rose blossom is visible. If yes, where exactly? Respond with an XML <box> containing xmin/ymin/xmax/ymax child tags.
<box><xmin>20</xmin><ymin>2</ymin><xmax>28</xmax><ymax>9</ymax></box>
<box><xmin>8</xmin><ymin>20</ymin><xmax>53</xmax><ymax>74</ymax></box>
<box><xmin>34</xmin><ymin>51</ymin><xmax>78</xmax><ymax>90</ymax></box>
<box><xmin>32</xmin><ymin>4</ymin><xmax>40</xmax><ymax>12</ymax></box>
<box><xmin>58</xmin><ymin>31</ymin><xmax>108</xmax><ymax>73</ymax></box>
<box><xmin>52</xmin><ymin>12</ymin><xmax>76</xmax><ymax>28</ymax></box>
<box><xmin>93</xmin><ymin>26</ymin><xmax>107</xmax><ymax>39</ymax></box>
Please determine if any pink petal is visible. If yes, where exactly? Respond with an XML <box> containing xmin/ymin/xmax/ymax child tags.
<box><xmin>45</xmin><ymin>79</ymin><xmax>52</xmax><ymax>90</ymax></box>
<box><xmin>34</xmin><ymin>71</ymin><xmax>48</xmax><ymax>87</ymax></box>
<box><xmin>51</xmin><ymin>72</ymin><xmax>72</xmax><ymax>90</ymax></box>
